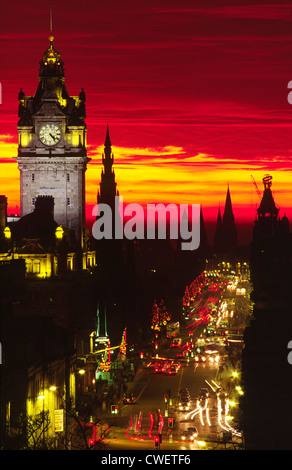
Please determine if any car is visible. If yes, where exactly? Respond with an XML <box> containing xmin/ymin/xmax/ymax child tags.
<box><xmin>180</xmin><ymin>394</ymin><xmax>190</xmax><ymax>402</ymax></box>
<box><xmin>123</xmin><ymin>393</ymin><xmax>134</xmax><ymax>404</ymax></box>
<box><xmin>180</xmin><ymin>396</ymin><xmax>190</xmax><ymax>403</ymax></box>
<box><xmin>178</xmin><ymin>394</ymin><xmax>191</xmax><ymax>411</ymax></box>
<box><xmin>168</xmin><ymin>365</ymin><xmax>178</xmax><ymax>375</ymax></box>
<box><xmin>179</xmin><ymin>402</ymin><xmax>191</xmax><ymax>411</ymax></box>
<box><xmin>171</xmin><ymin>338</ymin><xmax>182</xmax><ymax>347</ymax></box>
<box><xmin>194</xmin><ymin>354</ymin><xmax>206</xmax><ymax>362</ymax></box>
<box><xmin>181</xmin><ymin>430</ymin><xmax>196</xmax><ymax>442</ymax></box>
<box><xmin>187</xmin><ymin>426</ymin><xmax>198</xmax><ymax>438</ymax></box>
<box><xmin>198</xmin><ymin>388</ymin><xmax>209</xmax><ymax>400</ymax></box>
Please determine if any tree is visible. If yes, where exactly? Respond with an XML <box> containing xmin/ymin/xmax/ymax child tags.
<box><xmin>60</xmin><ymin>394</ymin><xmax>110</xmax><ymax>450</ymax></box>
<box><xmin>15</xmin><ymin>410</ymin><xmax>56</xmax><ymax>450</ymax></box>
<box><xmin>150</xmin><ymin>299</ymin><xmax>160</xmax><ymax>331</ymax></box>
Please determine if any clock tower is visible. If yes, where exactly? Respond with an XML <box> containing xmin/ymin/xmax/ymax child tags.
<box><xmin>16</xmin><ymin>32</ymin><xmax>89</xmax><ymax>244</ymax></box>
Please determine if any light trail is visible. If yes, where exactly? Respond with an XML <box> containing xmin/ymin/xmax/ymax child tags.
<box><xmin>148</xmin><ymin>412</ymin><xmax>154</xmax><ymax>438</ymax></box>
<box><xmin>217</xmin><ymin>396</ymin><xmax>241</xmax><ymax>437</ymax></box>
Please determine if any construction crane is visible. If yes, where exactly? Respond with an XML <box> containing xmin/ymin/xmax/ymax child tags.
<box><xmin>250</xmin><ymin>175</ymin><xmax>262</xmax><ymax>201</ymax></box>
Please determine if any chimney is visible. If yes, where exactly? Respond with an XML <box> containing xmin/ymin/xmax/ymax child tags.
<box><xmin>0</xmin><ymin>195</ymin><xmax>7</xmax><ymax>233</ymax></box>
<box><xmin>34</xmin><ymin>195</ymin><xmax>55</xmax><ymax>217</ymax></box>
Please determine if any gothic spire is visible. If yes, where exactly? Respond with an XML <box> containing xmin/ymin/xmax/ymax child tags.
<box><xmin>98</xmin><ymin>125</ymin><xmax>118</xmax><ymax>209</ymax></box>
<box><xmin>223</xmin><ymin>184</ymin><xmax>235</xmax><ymax>225</ymax></box>
<box><xmin>102</xmin><ymin>125</ymin><xmax>114</xmax><ymax>176</ymax></box>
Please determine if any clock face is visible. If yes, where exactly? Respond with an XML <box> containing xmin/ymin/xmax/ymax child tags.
<box><xmin>39</xmin><ymin>123</ymin><xmax>61</xmax><ymax>146</ymax></box>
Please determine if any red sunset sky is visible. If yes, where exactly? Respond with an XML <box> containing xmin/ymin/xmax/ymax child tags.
<box><xmin>1</xmin><ymin>0</ymin><xmax>292</xmax><ymax>244</ymax></box>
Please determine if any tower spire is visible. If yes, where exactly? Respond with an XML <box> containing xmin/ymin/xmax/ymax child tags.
<box><xmin>49</xmin><ymin>7</ymin><xmax>54</xmax><ymax>44</ymax></box>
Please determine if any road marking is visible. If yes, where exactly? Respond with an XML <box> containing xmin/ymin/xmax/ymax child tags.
<box><xmin>135</xmin><ymin>377</ymin><xmax>152</xmax><ymax>401</ymax></box>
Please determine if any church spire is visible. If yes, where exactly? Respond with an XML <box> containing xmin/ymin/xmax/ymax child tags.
<box><xmin>214</xmin><ymin>186</ymin><xmax>237</xmax><ymax>252</ymax></box>
<box><xmin>223</xmin><ymin>184</ymin><xmax>235</xmax><ymax>225</ymax></box>
<box><xmin>221</xmin><ymin>185</ymin><xmax>237</xmax><ymax>249</ymax></box>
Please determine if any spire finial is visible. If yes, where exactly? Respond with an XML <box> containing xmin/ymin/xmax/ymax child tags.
<box><xmin>48</xmin><ymin>7</ymin><xmax>54</xmax><ymax>44</ymax></box>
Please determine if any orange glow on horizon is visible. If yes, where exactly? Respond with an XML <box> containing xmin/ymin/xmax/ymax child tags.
<box><xmin>1</xmin><ymin>137</ymin><xmax>291</xmax><ymax>232</ymax></box>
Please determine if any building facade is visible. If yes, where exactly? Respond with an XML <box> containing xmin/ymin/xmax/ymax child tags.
<box><xmin>16</xmin><ymin>33</ymin><xmax>89</xmax><ymax>244</ymax></box>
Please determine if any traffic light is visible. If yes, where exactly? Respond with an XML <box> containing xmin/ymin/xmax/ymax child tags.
<box><xmin>154</xmin><ymin>436</ymin><xmax>160</xmax><ymax>448</ymax></box>
<box><xmin>111</xmin><ymin>404</ymin><xmax>118</xmax><ymax>414</ymax></box>
<box><xmin>89</xmin><ymin>438</ymin><xmax>95</xmax><ymax>448</ymax></box>
<box><xmin>168</xmin><ymin>417</ymin><xmax>174</xmax><ymax>428</ymax></box>
<box><xmin>164</xmin><ymin>394</ymin><xmax>168</xmax><ymax>403</ymax></box>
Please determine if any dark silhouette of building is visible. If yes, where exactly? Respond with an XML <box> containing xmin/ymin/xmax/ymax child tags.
<box><xmin>214</xmin><ymin>185</ymin><xmax>237</xmax><ymax>253</ymax></box>
<box><xmin>0</xmin><ymin>32</ymin><xmax>98</xmax><ymax>449</ymax></box>
<box><xmin>242</xmin><ymin>174</ymin><xmax>292</xmax><ymax>449</ymax></box>
<box><xmin>95</xmin><ymin>126</ymin><xmax>128</xmax><ymax>345</ymax></box>
<box><xmin>97</xmin><ymin>125</ymin><xmax>119</xmax><ymax>217</ymax></box>
<box><xmin>214</xmin><ymin>205</ymin><xmax>223</xmax><ymax>251</ymax></box>
<box><xmin>199</xmin><ymin>206</ymin><xmax>208</xmax><ymax>251</ymax></box>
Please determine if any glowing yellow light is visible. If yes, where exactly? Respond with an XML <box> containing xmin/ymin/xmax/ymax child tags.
<box><xmin>38</xmin><ymin>395</ymin><xmax>45</xmax><ymax>400</ymax></box>
<box><xmin>49</xmin><ymin>386</ymin><xmax>56</xmax><ymax>391</ymax></box>
<box><xmin>72</xmin><ymin>132</ymin><xmax>80</xmax><ymax>146</ymax></box>
<box><xmin>197</xmin><ymin>441</ymin><xmax>206</xmax><ymax>447</ymax></box>
<box><xmin>78</xmin><ymin>369</ymin><xmax>85</xmax><ymax>375</ymax></box>
<box><xmin>55</xmin><ymin>226</ymin><xmax>64</xmax><ymax>240</ymax></box>
<box><xmin>3</xmin><ymin>226</ymin><xmax>11</xmax><ymax>239</ymax></box>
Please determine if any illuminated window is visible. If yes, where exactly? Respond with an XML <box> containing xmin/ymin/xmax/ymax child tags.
<box><xmin>26</xmin><ymin>260</ymin><xmax>32</xmax><ymax>273</ymax></box>
<box><xmin>33</xmin><ymin>261</ymin><xmax>40</xmax><ymax>274</ymax></box>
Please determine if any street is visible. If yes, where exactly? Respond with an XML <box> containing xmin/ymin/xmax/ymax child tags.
<box><xmin>99</xmin><ymin>268</ymin><xmax>248</xmax><ymax>451</ymax></box>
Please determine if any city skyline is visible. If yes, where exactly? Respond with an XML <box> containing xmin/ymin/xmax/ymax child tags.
<box><xmin>1</xmin><ymin>1</ymin><xmax>292</xmax><ymax>244</ymax></box>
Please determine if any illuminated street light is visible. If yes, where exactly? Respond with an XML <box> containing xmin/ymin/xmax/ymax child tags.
<box><xmin>55</xmin><ymin>226</ymin><xmax>64</xmax><ymax>241</ymax></box>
